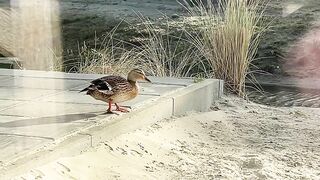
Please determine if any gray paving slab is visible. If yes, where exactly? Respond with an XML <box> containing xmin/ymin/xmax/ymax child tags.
<box><xmin>39</xmin><ymin>91</ymin><xmax>106</xmax><ymax>105</ymax></box>
<box><xmin>0</xmin><ymin>75</ymin><xmax>13</xmax><ymax>81</ymax></box>
<box><xmin>0</xmin><ymin>87</ymin><xmax>58</xmax><ymax>101</ymax></box>
<box><xmin>138</xmin><ymin>83</ymin><xmax>184</xmax><ymax>95</ymax></box>
<box><xmin>0</xmin><ymin>101</ymin><xmax>107</xmax><ymax>118</ymax></box>
<box><xmin>0</xmin><ymin>77</ymin><xmax>88</xmax><ymax>90</ymax></box>
<box><xmin>0</xmin><ymin>114</ymin><xmax>104</xmax><ymax>163</ymax></box>
<box><xmin>0</xmin><ymin>100</ymin><xmax>22</xmax><ymax>110</ymax></box>
<box><xmin>148</xmin><ymin>76</ymin><xmax>194</xmax><ymax>86</ymax></box>
<box><xmin>0</xmin><ymin>97</ymin><xmax>159</xmax><ymax>118</ymax></box>
<box><xmin>0</xmin><ymin>115</ymin><xmax>28</xmax><ymax>123</ymax></box>
<box><xmin>0</xmin><ymin>116</ymin><xmax>98</xmax><ymax>140</ymax></box>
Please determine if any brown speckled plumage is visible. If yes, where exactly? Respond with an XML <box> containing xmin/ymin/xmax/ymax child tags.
<box><xmin>80</xmin><ymin>69</ymin><xmax>151</xmax><ymax>113</ymax></box>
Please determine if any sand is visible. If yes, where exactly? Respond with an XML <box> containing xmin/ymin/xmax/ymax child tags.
<box><xmin>16</xmin><ymin>96</ymin><xmax>320</xmax><ymax>179</ymax></box>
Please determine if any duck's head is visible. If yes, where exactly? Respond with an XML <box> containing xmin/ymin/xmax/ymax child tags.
<box><xmin>127</xmin><ymin>69</ymin><xmax>151</xmax><ymax>83</ymax></box>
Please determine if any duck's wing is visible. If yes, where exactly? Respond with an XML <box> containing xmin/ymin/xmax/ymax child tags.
<box><xmin>92</xmin><ymin>76</ymin><xmax>126</xmax><ymax>88</ymax></box>
<box><xmin>80</xmin><ymin>76</ymin><xmax>129</xmax><ymax>94</ymax></box>
<box><xmin>91</xmin><ymin>76</ymin><xmax>129</xmax><ymax>93</ymax></box>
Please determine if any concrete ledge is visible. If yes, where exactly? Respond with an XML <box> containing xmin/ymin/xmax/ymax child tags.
<box><xmin>0</xmin><ymin>70</ymin><xmax>223</xmax><ymax>178</ymax></box>
<box><xmin>172</xmin><ymin>79</ymin><xmax>223</xmax><ymax>115</ymax></box>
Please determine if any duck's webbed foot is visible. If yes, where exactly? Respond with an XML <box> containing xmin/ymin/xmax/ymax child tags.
<box><xmin>106</xmin><ymin>109</ymin><xmax>115</xmax><ymax>114</ymax></box>
<box><xmin>115</xmin><ymin>103</ymin><xmax>130</xmax><ymax>113</ymax></box>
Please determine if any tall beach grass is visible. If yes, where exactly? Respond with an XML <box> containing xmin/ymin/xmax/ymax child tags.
<box><xmin>180</xmin><ymin>0</ymin><xmax>266</xmax><ymax>97</ymax></box>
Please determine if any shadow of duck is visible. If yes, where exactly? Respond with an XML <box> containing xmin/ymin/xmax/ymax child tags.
<box><xmin>0</xmin><ymin>113</ymin><xmax>101</xmax><ymax>128</ymax></box>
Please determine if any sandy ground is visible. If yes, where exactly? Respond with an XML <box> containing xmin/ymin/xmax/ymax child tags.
<box><xmin>16</xmin><ymin>96</ymin><xmax>320</xmax><ymax>179</ymax></box>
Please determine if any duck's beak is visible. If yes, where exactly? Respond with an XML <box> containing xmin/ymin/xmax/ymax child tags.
<box><xmin>145</xmin><ymin>77</ymin><xmax>151</xmax><ymax>83</ymax></box>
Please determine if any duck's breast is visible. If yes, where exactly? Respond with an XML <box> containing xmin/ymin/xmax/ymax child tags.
<box><xmin>111</xmin><ymin>86</ymin><xmax>138</xmax><ymax>103</ymax></box>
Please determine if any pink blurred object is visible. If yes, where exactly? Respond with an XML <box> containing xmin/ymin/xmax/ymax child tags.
<box><xmin>285</xmin><ymin>25</ymin><xmax>320</xmax><ymax>78</ymax></box>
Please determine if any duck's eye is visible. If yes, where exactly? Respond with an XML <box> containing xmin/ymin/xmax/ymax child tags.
<box><xmin>135</xmin><ymin>70</ymin><xmax>144</xmax><ymax>76</ymax></box>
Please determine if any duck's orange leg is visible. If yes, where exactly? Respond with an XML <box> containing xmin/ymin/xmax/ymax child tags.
<box><xmin>115</xmin><ymin>103</ymin><xmax>130</xmax><ymax>113</ymax></box>
<box><xmin>107</xmin><ymin>101</ymin><xmax>113</xmax><ymax>113</ymax></box>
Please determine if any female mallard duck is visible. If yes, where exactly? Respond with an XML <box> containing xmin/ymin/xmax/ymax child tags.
<box><xmin>80</xmin><ymin>69</ymin><xmax>151</xmax><ymax>113</ymax></box>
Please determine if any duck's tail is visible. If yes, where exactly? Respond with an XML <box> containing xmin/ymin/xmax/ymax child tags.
<box><xmin>79</xmin><ymin>84</ymin><xmax>96</xmax><ymax>93</ymax></box>
<box><xmin>79</xmin><ymin>87</ymin><xmax>88</xmax><ymax>93</ymax></box>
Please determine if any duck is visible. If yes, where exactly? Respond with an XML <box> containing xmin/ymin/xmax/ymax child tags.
<box><xmin>80</xmin><ymin>69</ymin><xmax>151</xmax><ymax>113</ymax></box>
